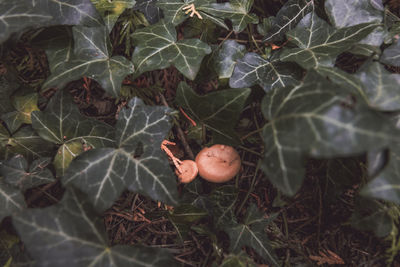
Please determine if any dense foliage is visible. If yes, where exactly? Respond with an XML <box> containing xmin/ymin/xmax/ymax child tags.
<box><xmin>1</xmin><ymin>0</ymin><xmax>400</xmax><ymax>266</ymax></box>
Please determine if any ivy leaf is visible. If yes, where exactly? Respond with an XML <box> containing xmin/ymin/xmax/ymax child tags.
<box><xmin>361</xmin><ymin>145</ymin><xmax>400</xmax><ymax>204</ymax></box>
<box><xmin>63</xmin><ymin>98</ymin><xmax>178</xmax><ymax>212</ymax></box>
<box><xmin>0</xmin><ymin>0</ymin><xmax>102</xmax><ymax>43</ymax></box>
<box><xmin>134</xmin><ymin>0</ymin><xmax>161</xmax><ymax>24</ymax></box>
<box><xmin>175</xmin><ymin>82</ymin><xmax>251</xmax><ymax>144</ymax></box>
<box><xmin>0</xmin><ymin>68</ymin><xmax>19</xmax><ymax>115</ymax></box>
<box><xmin>204</xmin><ymin>185</ymin><xmax>238</xmax><ymax>228</ymax></box>
<box><xmin>0</xmin><ymin>178</ymin><xmax>26</xmax><ymax>222</ymax></box>
<box><xmin>200</xmin><ymin>0</ymin><xmax>259</xmax><ymax>32</ymax></box>
<box><xmin>220</xmin><ymin>252</ymin><xmax>257</xmax><ymax>267</ymax></box>
<box><xmin>42</xmin><ymin>26</ymin><xmax>134</xmax><ymax>97</ymax></box>
<box><xmin>355</xmin><ymin>61</ymin><xmax>400</xmax><ymax>111</ymax></box>
<box><xmin>261</xmin><ymin>71</ymin><xmax>399</xmax><ymax>195</ymax></box>
<box><xmin>131</xmin><ymin>20</ymin><xmax>211</xmax><ymax>80</ymax></box>
<box><xmin>212</xmin><ymin>40</ymin><xmax>246</xmax><ymax>80</ymax></box>
<box><xmin>1</xmin><ymin>92</ymin><xmax>39</xmax><ymax>133</ymax></box>
<box><xmin>325</xmin><ymin>0</ymin><xmax>385</xmax><ymax>56</ymax></box>
<box><xmin>91</xmin><ymin>0</ymin><xmax>136</xmax><ymax>32</ymax></box>
<box><xmin>12</xmin><ymin>188</ymin><xmax>178</xmax><ymax>267</ymax></box>
<box><xmin>223</xmin><ymin>204</ymin><xmax>279</xmax><ymax>266</ymax></box>
<box><xmin>0</xmin><ymin>155</ymin><xmax>54</xmax><ymax>191</ymax></box>
<box><xmin>380</xmin><ymin>40</ymin><xmax>400</xmax><ymax>67</ymax></box>
<box><xmin>280</xmin><ymin>12</ymin><xmax>378</xmax><ymax>69</ymax></box>
<box><xmin>31</xmin><ymin>89</ymin><xmax>115</xmax><ymax>176</ymax></box>
<box><xmin>0</xmin><ymin>125</ymin><xmax>54</xmax><ymax>162</ymax></box>
<box><xmin>230</xmin><ymin>52</ymin><xmax>301</xmax><ymax>92</ymax></box>
<box><xmin>263</xmin><ymin>0</ymin><xmax>314</xmax><ymax>42</ymax></box>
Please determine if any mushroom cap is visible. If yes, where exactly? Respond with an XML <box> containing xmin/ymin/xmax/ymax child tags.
<box><xmin>195</xmin><ymin>144</ymin><xmax>241</xmax><ymax>183</ymax></box>
<box><xmin>175</xmin><ymin>160</ymin><xmax>198</xmax><ymax>183</ymax></box>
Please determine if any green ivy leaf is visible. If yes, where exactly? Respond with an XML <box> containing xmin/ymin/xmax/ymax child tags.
<box><xmin>0</xmin><ymin>125</ymin><xmax>54</xmax><ymax>162</ymax></box>
<box><xmin>131</xmin><ymin>20</ymin><xmax>211</xmax><ymax>80</ymax></box>
<box><xmin>230</xmin><ymin>52</ymin><xmax>301</xmax><ymax>92</ymax></box>
<box><xmin>134</xmin><ymin>0</ymin><xmax>161</xmax><ymax>24</ymax></box>
<box><xmin>12</xmin><ymin>188</ymin><xmax>178</xmax><ymax>267</ymax></box>
<box><xmin>325</xmin><ymin>0</ymin><xmax>385</xmax><ymax>56</ymax></box>
<box><xmin>0</xmin><ymin>69</ymin><xmax>19</xmax><ymax>115</ymax></box>
<box><xmin>212</xmin><ymin>40</ymin><xmax>246</xmax><ymax>80</ymax></box>
<box><xmin>1</xmin><ymin>92</ymin><xmax>39</xmax><ymax>133</ymax></box>
<box><xmin>0</xmin><ymin>178</ymin><xmax>26</xmax><ymax>222</ymax></box>
<box><xmin>219</xmin><ymin>252</ymin><xmax>257</xmax><ymax>267</ymax></box>
<box><xmin>91</xmin><ymin>0</ymin><xmax>136</xmax><ymax>32</ymax></box>
<box><xmin>381</xmin><ymin>40</ymin><xmax>400</xmax><ymax>67</ymax></box>
<box><xmin>280</xmin><ymin>12</ymin><xmax>378</xmax><ymax>69</ymax></box>
<box><xmin>205</xmin><ymin>185</ymin><xmax>238</xmax><ymax>228</ymax></box>
<box><xmin>0</xmin><ymin>155</ymin><xmax>54</xmax><ymax>191</ymax></box>
<box><xmin>261</xmin><ymin>71</ymin><xmax>399</xmax><ymax>195</ymax></box>
<box><xmin>0</xmin><ymin>0</ymin><xmax>102</xmax><ymax>43</ymax></box>
<box><xmin>201</xmin><ymin>0</ymin><xmax>258</xmax><ymax>32</ymax></box>
<box><xmin>175</xmin><ymin>82</ymin><xmax>250</xmax><ymax>144</ymax></box>
<box><xmin>263</xmin><ymin>0</ymin><xmax>314</xmax><ymax>42</ymax></box>
<box><xmin>63</xmin><ymin>98</ymin><xmax>178</xmax><ymax>212</ymax></box>
<box><xmin>42</xmin><ymin>26</ymin><xmax>134</xmax><ymax>97</ymax></box>
<box><xmin>31</xmin><ymin>89</ymin><xmax>114</xmax><ymax>176</ymax></box>
<box><xmin>223</xmin><ymin>204</ymin><xmax>279</xmax><ymax>266</ymax></box>
<box><xmin>361</xmin><ymin>145</ymin><xmax>400</xmax><ymax>204</ymax></box>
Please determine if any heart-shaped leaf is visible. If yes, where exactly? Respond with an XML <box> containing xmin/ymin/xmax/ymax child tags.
<box><xmin>63</xmin><ymin>98</ymin><xmax>178</xmax><ymax>212</ymax></box>
<box><xmin>31</xmin><ymin>89</ymin><xmax>115</xmax><ymax>176</ymax></box>
<box><xmin>261</xmin><ymin>71</ymin><xmax>399</xmax><ymax>195</ymax></box>
<box><xmin>230</xmin><ymin>52</ymin><xmax>301</xmax><ymax>92</ymax></box>
<box><xmin>175</xmin><ymin>82</ymin><xmax>251</xmax><ymax>144</ymax></box>
<box><xmin>380</xmin><ymin>40</ymin><xmax>400</xmax><ymax>67</ymax></box>
<box><xmin>263</xmin><ymin>0</ymin><xmax>314</xmax><ymax>42</ymax></box>
<box><xmin>0</xmin><ymin>0</ymin><xmax>102</xmax><ymax>43</ymax></box>
<box><xmin>1</xmin><ymin>92</ymin><xmax>39</xmax><ymax>133</ymax></box>
<box><xmin>0</xmin><ymin>178</ymin><xmax>26</xmax><ymax>222</ymax></box>
<box><xmin>0</xmin><ymin>155</ymin><xmax>54</xmax><ymax>191</ymax></box>
<box><xmin>131</xmin><ymin>20</ymin><xmax>211</xmax><ymax>80</ymax></box>
<box><xmin>134</xmin><ymin>0</ymin><xmax>161</xmax><ymax>24</ymax></box>
<box><xmin>223</xmin><ymin>204</ymin><xmax>279</xmax><ymax>266</ymax></box>
<box><xmin>12</xmin><ymin>188</ymin><xmax>178</xmax><ymax>267</ymax></box>
<box><xmin>91</xmin><ymin>0</ymin><xmax>136</xmax><ymax>32</ymax></box>
<box><xmin>361</xmin><ymin>145</ymin><xmax>400</xmax><ymax>204</ymax></box>
<box><xmin>280</xmin><ymin>12</ymin><xmax>378</xmax><ymax>69</ymax></box>
<box><xmin>212</xmin><ymin>40</ymin><xmax>246</xmax><ymax>80</ymax></box>
<box><xmin>0</xmin><ymin>125</ymin><xmax>54</xmax><ymax>162</ymax></box>
<box><xmin>42</xmin><ymin>26</ymin><xmax>134</xmax><ymax>97</ymax></box>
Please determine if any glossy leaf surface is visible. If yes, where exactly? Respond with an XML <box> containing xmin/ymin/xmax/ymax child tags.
<box><xmin>13</xmin><ymin>188</ymin><xmax>178</xmax><ymax>267</ymax></box>
<box><xmin>381</xmin><ymin>40</ymin><xmax>400</xmax><ymax>67</ymax></box>
<box><xmin>212</xmin><ymin>40</ymin><xmax>246</xmax><ymax>80</ymax></box>
<box><xmin>0</xmin><ymin>178</ymin><xmax>25</xmax><ymax>221</ymax></box>
<box><xmin>131</xmin><ymin>21</ymin><xmax>211</xmax><ymax>80</ymax></box>
<box><xmin>63</xmin><ymin>98</ymin><xmax>178</xmax><ymax>212</ymax></box>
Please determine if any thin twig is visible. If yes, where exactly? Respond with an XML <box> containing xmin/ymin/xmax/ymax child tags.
<box><xmin>159</xmin><ymin>93</ymin><xmax>195</xmax><ymax>160</ymax></box>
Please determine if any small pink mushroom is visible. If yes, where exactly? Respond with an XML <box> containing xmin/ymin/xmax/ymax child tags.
<box><xmin>175</xmin><ymin>160</ymin><xmax>198</xmax><ymax>183</ymax></box>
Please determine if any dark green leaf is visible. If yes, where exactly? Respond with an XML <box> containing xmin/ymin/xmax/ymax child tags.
<box><xmin>63</xmin><ymin>98</ymin><xmax>178</xmax><ymax>212</ymax></box>
<box><xmin>280</xmin><ymin>12</ymin><xmax>378</xmax><ymax>69</ymax></box>
<box><xmin>0</xmin><ymin>0</ymin><xmax>102</xmax><ymax>43</ymax></box>
<box><xmin>212</xmin><ymin>40</ymin><xmax>246</xmax><ymax>80</ymax></box>
<box><xmin>0</xmin><ymin>155</ymin><xmax>54</xmax><ymax>191</ymax></box>
<box><xmin>13</xmin><ymin>188</ymin><xmax>178</xmax><ymax>267</ymax></box>
<box><xmin>223</xmin><ymin>204</ymin><xmax>278</xmax><ymax>266</ymax></box>
<box><xmin>200</xmin><ymin>0</ymin><xmax>258</xmax><ymax>32</ymax></box>
<box><xmin>205</xmin><ymin>185</ymin><xmax>238</xmax><ymax>228</ymax></box>
<box><xmin>0</xmin><ymin>125</ymin><xmax>54</xmax><ymax>162</ymax></box>
<box><xmin>134</xmin><ymin>0</ymin><xmax>161</xmax><ymax>24</ymax></box>
<box><xmin>0</xmin><ymin>178</ymin><xmax>25</xmax><ymax>221</ymax></box>
<box><xmin>32</xmin><ymin>89</ymin><xmax>114</xmax><ymax>176</ymax></box>
<box><xmin>183</xmin><ymin>18</ymin><xmax>219</xmax><ymax>43</ymax></box>
<box><xmin>43</xmin><ymin>26</ymin><xmax>134</xmax><ymax>97</ymax></box>
<box><xmin>361</xmin><ymin>144</ymin><xmax>400</xmax><ymax>204</ymax></box>
<box><xmin>263</xmin><ymin>0</ymin><xmax>314</xmax><ymax>42</ymax></box>
<box><xmin>91</xmin><ymin>0</ymin><xmax>136</xmax><ymax>32</ymax></box>
<box><xmin>175</xmin><ymin>82</ymin><xmax>250</xmax><ymax>144</ymax></box>
<box><xmin>350</xmin><ymin>197</ymin><xmax>393</xmax><ymax>237</ymax></box>
<box><xmin>230</xmin><ymin>52</ymin><xmax>301</xmax><ymax>92</ymax></box>
<box><xmin>261</xmin><ymin>71</ymin><xmax>399</xmax><ymax>195</ymax></box>
<box><xmin>381</xmin><ymin>40</ymin><xmax>400</xmax><ymax>67</ymax></box>
<box><xmin>219</xmin><ymin>252</ymin><xmax>257</xmax><ymax>267</ymax></box>
<box><xmin>0</xmin><ymin>68</ymin><xmax>19</xmax><ymax>115</ymax></box>
<box><xmin>131</xmin><ymin>20</ymin><xmax>211</xmax><ymax>80</ymax></box>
